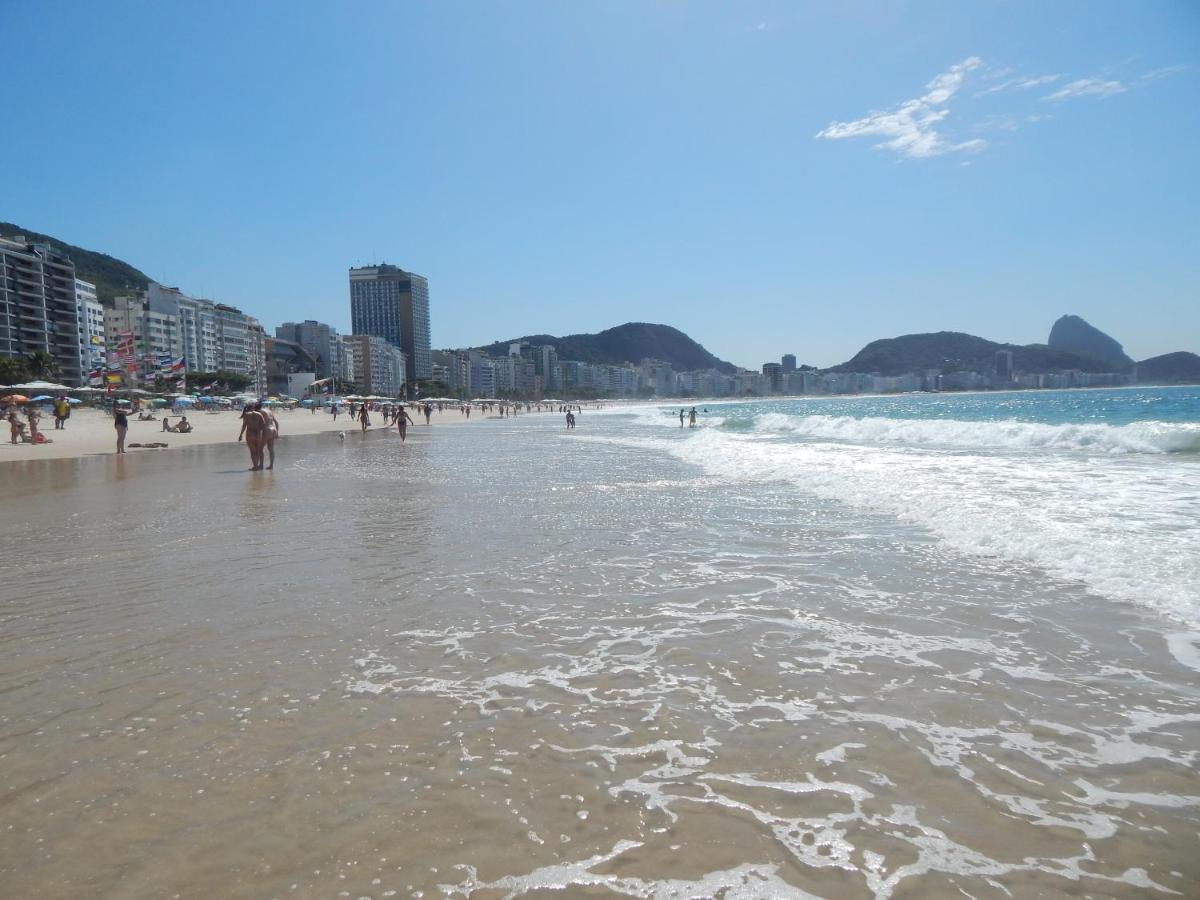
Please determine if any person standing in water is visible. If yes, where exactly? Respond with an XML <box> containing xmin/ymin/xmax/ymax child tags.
<box><xmin>114</xmin><ymin>405</ymin><xmax>130</xmax><ymax>454</ymax></box>
<box><xmin>688</xmin><ymin>407</ymin><xmax>697</xmax><ymax>427</ymax></box>
<box><xmin>679</xmin><ymin>408</ymin><xmax>686</xmax><ymax>427</ymax></box>
<box><xmin>238</xmin><ymin>404</ymin><xmax>267</xmax><ymax>470</ymax></box>
<box><xmin>396</xmin><ymin>404</ymin><xmax>415</xmax><ymax>441</ymax></box>
<box><xmin>258</xmin><ymin>401</ymin><xmax>280</xmax><ymax>470</ymax></box>
<box><xmin>358</xmin><ymin>403</ymin><xmax>370</xmax><ymax>433</ymax></box>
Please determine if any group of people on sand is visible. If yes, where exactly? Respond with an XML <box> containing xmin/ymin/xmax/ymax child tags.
<box><xmin>237</xmin><ymin>401</ymin><xmax>279</xmax><ymax>470</ymax></box>
<box><xmin>161</xmin><ymin>416</ymin><xmax>193</xmax><ymax>433</ymax></box>
<box><xmin>4</xmin><ymin>396</ymin><xmax>76</xmax><ymax>446</ymax></box>
<box><xmin>6</xmin><ymin>404</ymin><xmax>41</xmax><ymax>445</ymax></box>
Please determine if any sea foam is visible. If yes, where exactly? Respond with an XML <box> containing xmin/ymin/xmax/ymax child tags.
<box><xmin>746</xmin><ymin>413</ymin><xmax>1200</xmax><ymax>454</ymax></box>
<box><xmin>607</xmin><ymin>415</ymin><xmax>1200</xmax><ymax>628</ymax></box>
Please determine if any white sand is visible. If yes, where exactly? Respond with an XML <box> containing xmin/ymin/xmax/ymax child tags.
<box><xmin>1</xmin><ymin>404</ymin><xmax>482</xmax><ymax>463</ymax></box>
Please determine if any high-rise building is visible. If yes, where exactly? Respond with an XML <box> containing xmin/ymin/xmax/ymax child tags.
<box><xmin>762</xmin><ymin>362</ymin><xmax>784</xmax><ymax>393</ymax></box>
<box><xmin>106</xmin><ymin>284</ymin><xmax>267</xmax><ymax>393</ymax></box>
<box><xmin>348</xmin><ymin>264</ymin><xmax>431</xmax><ymax>385</ymax></box>
<box><xmin>75</xmin><ymin>279</ymin><xmax>105</xmax><ymax>381</ymax></box>
<box><xmin>344</xmin><ymin>333</ymin><xmax>406</xmax><ymax>397</ymax></box>
<box><xmin>994</xmin><ymin>350</ymin><xmax>1014</xmax><ymax>381</ymax></box>
<box><xmin>0</xmin><ymin>236</ymin><xmax>83</xmax><ymax>385</ymax></box>
<box><xmin>782</xmin><ymin>354</ymin><xmax>797</xmax><ymax>373</ymax></box>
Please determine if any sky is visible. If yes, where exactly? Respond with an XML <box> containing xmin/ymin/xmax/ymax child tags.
<box><xmin>3</xmin><ymin>0</ymin><xmax>1197</xmax><ymax>369</ymax></box>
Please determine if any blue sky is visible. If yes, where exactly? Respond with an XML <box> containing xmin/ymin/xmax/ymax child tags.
<box><xmin>3</xmin><ymin>1</ymin><xmax>1197</xmax><ymax>368</ymax></box>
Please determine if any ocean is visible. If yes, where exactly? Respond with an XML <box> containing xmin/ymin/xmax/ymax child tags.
<box><xmin>2</xmin><ymin>387</ymin><xmax>1198</xmax><ymax>898</ymax></box>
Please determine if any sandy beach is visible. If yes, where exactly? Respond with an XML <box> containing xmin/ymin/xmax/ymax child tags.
<box><xmin>0</xmin><ymin>403</ymin><xmax>493</xmax><ymax>463</ymax></box>
<box><xmin>1</xmin><ymin>393</ymin><xmax>1197</xmax><ymax>898</ymax></box>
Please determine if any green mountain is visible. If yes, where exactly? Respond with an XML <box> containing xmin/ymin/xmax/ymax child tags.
<box><xmin>474</xmin><ymin>323</ymin><xmax>737</xmax><ymax>373</ymax></box>
<box><xmin>828</xmin><ymin>331</ymin><xmax>1122</xmax><ymax>376</ymax></box>
<box><xmin>0</xmin><ymin>221</ymin><xmax>153</xmax><ymax>304</ymax></box>
<box><xmin>1134</xmin><ymin>352</ymin><xmax>1200</xmax><ymax>385</ymax></box>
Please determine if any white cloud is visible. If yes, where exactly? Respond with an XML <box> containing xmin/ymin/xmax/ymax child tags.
<box><xmin>815</xmin><ymin>57</ymin><xmax>986</xmax><ymax>159</ymax></box>
<box><xmin>1138</xmin><ymin>64</ymin><xmax>1187</xmax><ymax>84</ymax></box>
<box><xmin>975</xmin><ymin>73</ymin><xmax>1060</xmax><ymax>97</ymax></box>
<box><xmin>1044</xmin><ymin>78</ymin><xmax>1126</xmax><ymax>101</ymax></box>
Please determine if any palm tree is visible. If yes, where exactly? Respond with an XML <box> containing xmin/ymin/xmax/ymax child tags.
<box><xmin>25</xmin><ymin>350</ymin><xmax>59</xmax><ymax>380</ymax></box>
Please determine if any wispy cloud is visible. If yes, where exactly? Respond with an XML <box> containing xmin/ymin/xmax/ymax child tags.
<box><xmin>975</xmin><ymin>73</ymin><xmax>1060</xmax><ymax>97</ymax></box>
<box><xmin>1138</xmin><ymin>64</ymin><xmax>1188</xmax><ymax>84</ymax></box>
<box><xmin>815</xmin><ymin>57</ymin><xmax>985</xmax><ymax>159</ymax></box>
<box><xmin>1044</xmin><ymin>78</ymin><xmax>1126</xmax><ymax>101</ymax></box>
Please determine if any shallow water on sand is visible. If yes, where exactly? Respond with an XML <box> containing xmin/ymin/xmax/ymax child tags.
<box><xmin>2</xmin><ymin>415</ymin><xmax>1198</xmax><ymax>898</ymax></box>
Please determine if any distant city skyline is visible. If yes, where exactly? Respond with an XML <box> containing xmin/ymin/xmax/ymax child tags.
<box><xmin>2</xmin><ymin>1</ymin><xmax>1196</xmax><ymax>368</ymax></box>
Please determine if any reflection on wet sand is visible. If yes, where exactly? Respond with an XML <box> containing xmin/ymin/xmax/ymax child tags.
<box><xmin>1</xmin><ymin>422</ymin><xmax>1197</xmax><ymax>898</ymax></box>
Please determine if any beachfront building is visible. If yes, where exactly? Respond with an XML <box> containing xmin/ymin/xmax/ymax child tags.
<box><xmin>105</xmin><ymin>291</ymin><xmax>181</xmax><ymax>383</ymax></box>
<box><xmin>266</xmin><ymin>336</ymin><xmax>320</xmax><ymax>396</ymax></box>
<box><xmin>76</xmin><ymin>279</ymin><xmax>106</xmax><ymax>383</ymax></box>
<box><xmin>0</xmin><ymin>235</ymin><xmax>84</xmax><ymax>385</ymax></box>
<box><xmin>782</xmin><ymin>354</ymin><xmax>797</xmax><ymax>373</ymax></box>
<box><xmin>467</xmin><ymin>352</ymin><xmax>496</xmax><ymax>397</ymax></box>
<box><xmin>344</xmin><ymin>333</ymin><xmax>406</xmax><ymax>397</ymax></box>
<box><xmin>105</xmin><ymin>284</ymin><xmax>267</xmax><ymax>392</ymax></box>
<box><xmin>349</xmin><ymin>263</ymin><xmax>431</xmax><ymax>385</ymax></box>
<box><xmin>762</xmin><ymin>362</ymin><xmax>784</xmax><ymax>393</ymax></box>
<box><xmin>275</xmin><ymin>319</ymin><xmax>346</xmax><ymax>380</ymax></box>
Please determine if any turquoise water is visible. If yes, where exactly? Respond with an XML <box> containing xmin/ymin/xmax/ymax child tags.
<box><xmin>690</xmin><ymin>385</ymin><xmax>1200</xmax><ymax>428</ymax></box>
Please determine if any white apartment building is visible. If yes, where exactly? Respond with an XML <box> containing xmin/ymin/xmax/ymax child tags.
<box><xmin>344</xmin><ymin>333</ymin><xmax>406</xmax><ymax>396</ymax></box>
<box><xmin>75</xmin><ymin>279</ymin><xmax>105</xmax><ymax>380</ymax></box>
<box><xmin>106</xmin><ymin>284</ymin><xmax>267</xmax><ymax>392</ymax></box>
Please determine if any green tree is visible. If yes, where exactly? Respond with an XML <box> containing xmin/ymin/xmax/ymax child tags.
<box><xmin>0</xmin><ymin>355</ymin><xmax>31</xmax><ymax>385</ymax></box>
<box><xmin>24</xmin><ymin>351</ymin><xmax>59</xmax><ymax>380</ymax></box>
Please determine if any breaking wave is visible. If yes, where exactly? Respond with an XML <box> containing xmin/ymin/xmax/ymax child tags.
<box><xmin>743</xmin><ymin>413</ymin><xmax>1200</xmax><ymax>454</ymax></box>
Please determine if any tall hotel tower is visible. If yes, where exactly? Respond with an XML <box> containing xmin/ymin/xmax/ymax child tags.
<box><xmin>348</xmin><ymin>264</ymin><xmax>431</xmax><ymax>385</ymax></box>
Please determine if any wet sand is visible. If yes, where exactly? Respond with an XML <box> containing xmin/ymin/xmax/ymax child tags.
<box><xmin>1</xmin><ymin>415</ymin><xmax>1197</xmax><ymax>898</ymax></box>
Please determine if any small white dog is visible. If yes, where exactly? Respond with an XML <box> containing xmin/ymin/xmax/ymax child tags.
<box><xmin>338</xmin><ymin>431</ymin><xmax>346</xmax><ymax>441</ymax></box>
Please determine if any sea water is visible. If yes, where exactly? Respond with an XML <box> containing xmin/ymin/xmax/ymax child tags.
<box><xmin>1</xmin><ymin>387</ymin><xmax>1198</xmax><ymax>898</ymax></box>
<box><xmin>600</xmin><ymin>387</ymin><xmax>1200</xmax><ymax>628</ymax></box>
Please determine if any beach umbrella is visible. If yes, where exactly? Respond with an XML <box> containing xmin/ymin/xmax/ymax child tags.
<box><xmin>66</xmin><ymin>397</ymin><xmax>82</xmax><ymax>405</ymax></box>
<box><xmin>30</xmin><ymin>395</ymin><xmax>53</xmax><ymax>402</ymax></box>
<box><xmin>11</xmin><ymin>380</ymin><xmax>72</xmax><ymax>392</ymax></box>
<box><xmin>2</xmin><ymin>394</ymin><xmax>30</xmax><ymax>403</ymax></box>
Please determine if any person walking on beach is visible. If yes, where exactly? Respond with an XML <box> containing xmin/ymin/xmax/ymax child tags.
<box><xmin>114</xmin><ymin>405</ymin><xmax>129</xmax><ymax>454</ymax></box>
<box><xmin>358</xmin><ymin>403</ymin><xmax>370</xmax><ymax>433</ymax></box>
<box><xmin>237</xmin><ymin>405</ymin><xmax>267</xmax><ymax>470</ymax></box>
<box><xmin>423</xmin><ymin>403</ymin><xmax>433</xmax><ymax>425</ymax></box>
<box><xmin>565</xmin><ymin>410</ymin><xmax>575</xmax><ymax>429</ymax></box>
<box><xmin>53</xmin><ymin>396</ymin><xmax>70</xmax><ymax>430</ymax></box>
<box><xmin>688</xmin><ymin>407</ymin><xmax>697</xmax><ymax>427</ymax></box>
<box><xmin>396</xmin><ymin>404</ymin><xmax>415</xmax><ymax>441</ymax></box>
<box><xmin>679</xmin><ymin>408</ymin><xmax>686</xmax><ymax>427</ymax></box>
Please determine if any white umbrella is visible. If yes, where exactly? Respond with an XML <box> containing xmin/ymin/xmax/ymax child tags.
<box><xmin>11</xmin><ymin>380</ymin><xmax>72</xmax><ymax>391</ymax></box>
